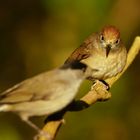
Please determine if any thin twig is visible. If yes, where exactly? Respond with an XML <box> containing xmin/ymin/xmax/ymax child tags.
<box><xmin>39</xmin><ymin>36</ymin><xmax>140</xmax><ymax>140</ymax></box>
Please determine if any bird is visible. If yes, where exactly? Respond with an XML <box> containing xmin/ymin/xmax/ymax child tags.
<box><xmin>0</xmin><ymin>61</ymin><xmax>87</xmax><ymax>139</ymax></box>
<box><xmin>65</xmin><ymin>25</ymin><xmax>127</xmax><ymax>81</ymax></box>
<box><xmin>0</xmin><ymin>25</ymin><xmax>127</xmax><ymax>139</ymax></box>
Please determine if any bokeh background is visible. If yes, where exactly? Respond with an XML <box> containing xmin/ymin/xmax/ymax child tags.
<box><xmin>0</xmin><ymin>0</ymin><xmax>140</xmax><ymax>140</ymax></box>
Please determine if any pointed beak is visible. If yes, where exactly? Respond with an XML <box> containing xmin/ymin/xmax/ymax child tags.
<box><xmin>106</xmin><ymin>45</ymin><xmax>111</xmax><ymax>57</ymax></box>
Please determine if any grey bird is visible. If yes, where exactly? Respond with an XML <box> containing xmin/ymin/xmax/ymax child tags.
<box><xmin>0</xmin><ymin>62</ymin><xmax>87</xmax><ymax>139</ymax></box>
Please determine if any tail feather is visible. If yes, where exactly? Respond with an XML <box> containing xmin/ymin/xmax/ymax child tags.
<box><xmin>0</xmin><ymin>104</ymin><xmax>11</xmax><ymax>112</ymax></box>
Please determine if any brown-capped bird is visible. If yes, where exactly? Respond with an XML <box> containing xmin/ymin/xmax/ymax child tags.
<box><xmin>65</xmin><ymin>25</ymin><xmax>127</xmax><ymax>80</ymax></box>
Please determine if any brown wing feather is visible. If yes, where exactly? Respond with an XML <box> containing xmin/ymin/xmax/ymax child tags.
<box><xmin>65</xmin><ymin>33</ymin><xmax>96</xmax><ymax>64</ymax></box>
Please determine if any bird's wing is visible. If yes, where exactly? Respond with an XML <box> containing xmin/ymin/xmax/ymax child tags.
<box><xmin>0</xmin><ymin>69</ymin><xmax>60</xmax><ymax>103</ymax></box>
<box><xmin>65</xmin><ymin>33</ymin><xmax>97</xmax><ymax>64</ymax></box>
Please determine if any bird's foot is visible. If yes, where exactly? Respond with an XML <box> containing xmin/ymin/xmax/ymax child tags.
<box><xmin>91</xmin><ymin>80</ymin><xmax>111</xmax><ymax>101</ymax></box>
<box><xmin>99</xmin><ymin>80</ymin><xmax>110</xmax><ymax>90</ymax></box>
<box><xmin>34</xmin><ymin>130</ymin><xmax>53</xmax><ymax>140</ymax></box>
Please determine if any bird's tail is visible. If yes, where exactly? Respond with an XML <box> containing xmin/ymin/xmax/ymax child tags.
<box><xmin>0</xmin><ymin>104</ymin><xmax>11</xmax><ymax>112</ymax></box>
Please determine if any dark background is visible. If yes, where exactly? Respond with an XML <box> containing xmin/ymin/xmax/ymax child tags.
<box><xmin>0</xmin><ymin>0</ymin><xmax>140</xmax><ymax>140</ymax></box>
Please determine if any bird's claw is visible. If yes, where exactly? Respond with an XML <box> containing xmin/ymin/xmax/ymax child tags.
<box><xmin>34</xmin><ymin>130</ymin><xmax>53</xmax><ymax>140</ymax></box>
<box><xmin>91</xmin><ymin>80</ymin><xmax>111</xmax><ymax>101</ymax></box>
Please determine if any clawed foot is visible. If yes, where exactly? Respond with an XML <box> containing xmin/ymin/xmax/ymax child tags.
<box><xmin>99</xmin><ymin>80</ymin><xmax>110</xmax><ymax>90</ymax></box>
<box><xmin>91</xmin><ymin>80</ymin><xmax>111</xmax><ymax>101</ymax></box>
<box><xmin>34</xmin><ymin>130</ymin><xmax>53</xmax><ymax>140</ymax></box>
<box><xmin>91</xmin><ymin>80</ymin><xmax>109</xmax><ymax>90</ymax></box>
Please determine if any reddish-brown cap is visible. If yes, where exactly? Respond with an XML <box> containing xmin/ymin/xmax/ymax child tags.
<box><xmin>101</xmin><ymin>25</ymin><xmax>120</xmax><ymax>41</ymax></box>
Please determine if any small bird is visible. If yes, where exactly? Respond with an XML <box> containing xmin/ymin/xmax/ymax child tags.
<box><xmin>65</xmin><ymin>25</ymin><xmax>127</xmax><ymax>81</ymax></box>
<box><xmin>0</xmin><ymin>62</ymin><xmax>87</xmax><ymax>139</ymax></box>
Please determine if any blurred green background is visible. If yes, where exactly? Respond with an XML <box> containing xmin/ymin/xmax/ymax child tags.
<box><xmin>0</xmin><ymin>0</ymin><xmax>140</xmax><ymax>140</ymax></box>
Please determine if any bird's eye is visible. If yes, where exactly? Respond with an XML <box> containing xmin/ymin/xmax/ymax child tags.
<box><xmin>100</xmin><ymin>35</ymin><xmax>104</xmax><ymax>42</ymax></box>
<box><xmin>115</xmin><ymin>39</ymin><xmax>120</xmax><ymax>44</ymax></box>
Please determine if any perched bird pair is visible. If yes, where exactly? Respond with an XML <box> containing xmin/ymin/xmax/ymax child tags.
<box><xmin>0</xmin><ymin>25</ymin><xmax>127</xmax><ymax>139</ymax></box>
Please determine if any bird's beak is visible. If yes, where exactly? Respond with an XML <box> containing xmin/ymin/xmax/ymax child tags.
<box><xmin>106</xmin><ymin>45</ymin><xmax>111</xmax><ymax>57</ymax></box>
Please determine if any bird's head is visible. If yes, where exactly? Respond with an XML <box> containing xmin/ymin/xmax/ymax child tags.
<box><xmin>98</xmin><ymin>25</ymin><xmax>121</xmax><ymax>57</ymax></box>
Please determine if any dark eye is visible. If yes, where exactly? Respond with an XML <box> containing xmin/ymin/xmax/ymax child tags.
<box><xmin>115</xmin><ymin>39</ymin><xmax>120</xmax><ymax>44</ymax></box>
<box><xmin>100</xmin><ymin>35</ymin><xmax>104</xmax><ymax>42</ymax></box>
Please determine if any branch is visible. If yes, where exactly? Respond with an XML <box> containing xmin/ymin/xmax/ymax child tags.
<box><xmin>38</xmin><ymin>36</ymin><xmax>140</xmax><ymax>140</ymax></box>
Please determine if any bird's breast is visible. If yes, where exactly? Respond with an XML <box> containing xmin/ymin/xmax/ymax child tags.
<box><xmin>82</xmin><ymin>51</ymin><xmax>126</xmax><ymax>80</ymax></box>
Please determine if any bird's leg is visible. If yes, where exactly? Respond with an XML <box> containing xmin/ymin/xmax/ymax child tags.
<box><xmin>99</xmin><ymin>80</ymin><xmax>110</xmax><ymax>90</ymax></box>
<box><xmin>91</xmin><ymin>80</ymin><xmax>111</xmax><ymax>101</ymax></box>
<box><xmin>20</xmin><ymin>114</ymin><xmax>52</xmax><ymax>140</ymax></box>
